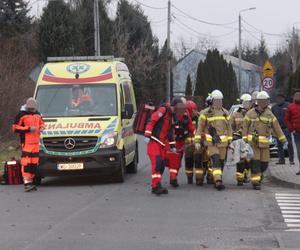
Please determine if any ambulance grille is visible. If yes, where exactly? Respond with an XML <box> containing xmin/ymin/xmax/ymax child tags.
<box><xmin>43</xmin><ymin>137</ymin><xmax>98</xmax><ymax>152</ymax></box>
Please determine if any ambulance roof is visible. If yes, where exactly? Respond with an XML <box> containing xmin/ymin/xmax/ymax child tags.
<box><xmin>37</xmin><ymin>60</ymin><xmax>130</xmax><ymax>85</ymax></box>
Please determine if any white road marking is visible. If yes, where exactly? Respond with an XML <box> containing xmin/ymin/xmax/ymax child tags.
<box><xmin>285</xmin><ymin>229</ymin><xmax>300</xmax><ymax>232</ymax></box>
<box><xmin>276</xmin><ymin>197</ymin><xmax>300</xmax><ymax>201</ymax></box>
<box><xmin>279</xmin><ymin>203</ymin><xmax>300</xmax><ymax>206</ymax></box>
<box><xmin>285</xmin><ymin>219</ymin><xmax>300</xmax><ymax>223</ymax></box>
<box><xmin>283</xmin><ymin>215</ymin><xmax>300</xmax><ymax>218</ymax></box>
<box><xmin>287</xmin><ymin>223</ymin><xmax>300</xmax><ymax>227</ymax></box>
<box><xmin>280</xmin><ymin>207</ymin><xmax>300</xmax><ymax>210</ymax></box>
<box><xmin>277</xmin><ymin>200</ymin><xmax>300</xmax><ymax>203</ymax></box>
<box><xmin>276</xmin><ymin>193</ymin><xmax>300</xmax><ymax>197</ymax></box>
<box><xmin>276</xmin><ymin>193</ymin><xmax>300</xmax><ymax>231</ymax></box>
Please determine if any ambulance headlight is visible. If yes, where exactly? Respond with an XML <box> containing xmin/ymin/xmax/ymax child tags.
<box><xmin>100</xmin><ymin>132</ymin><xmax>118</xmax><ymax>148</ymax></box>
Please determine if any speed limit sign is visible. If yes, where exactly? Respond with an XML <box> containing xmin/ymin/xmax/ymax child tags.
<box><xmin>262</xmin><ymin>77</ymin><xmax>274</xmax><ymax>90</ymax></box>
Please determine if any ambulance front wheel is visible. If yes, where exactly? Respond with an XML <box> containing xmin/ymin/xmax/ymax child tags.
<box><xmin>127</xmin><ymin>144</ymin><xmax>138</xmax><ymax>174</ymax></box>
<box><xmin>115</xmin><ymin>153</ymin><xmax>125</xmax><ymax>183</ymax></box>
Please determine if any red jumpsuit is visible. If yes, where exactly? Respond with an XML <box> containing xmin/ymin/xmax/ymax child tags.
<box><xmin>145</xmin><ymin>106</ymin><xmax>175</xmax><ymax>188</ymax></box>
<box><xmin>12</xmin><ymin>111</ymin><xmax>44</xmax><ymax>184</ymax></box>
<box><xmin>169</xmin><ymin>112</ymin><xmax>195</xmax><ymax>180</ymax></box>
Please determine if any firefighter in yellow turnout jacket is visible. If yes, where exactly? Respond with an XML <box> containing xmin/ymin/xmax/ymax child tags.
<box><xmin>243</xmin><ymin>91</ymin><xmax>286</xmax><ymax>190</ymax></box>
<box><xmin>195</xmin><ymin>90</ymin><xmax>232</xmax><ymax>191</ymax></box>
<box><xmin>230</xmin><ymin>93</ymin><xmax>252</xmax><ymax>186</ymax></box>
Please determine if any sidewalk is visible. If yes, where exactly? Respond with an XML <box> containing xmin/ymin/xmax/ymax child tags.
<box><xmin>268</xmin><ymin>159</ymin><xmax>300</xmax><ymax>189</ymax></box>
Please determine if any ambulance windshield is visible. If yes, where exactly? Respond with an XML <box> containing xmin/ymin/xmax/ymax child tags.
<box><xmin>36</xmin><ymin>84</ymin><xmax>117</xmax><ymax>117</ymax></box>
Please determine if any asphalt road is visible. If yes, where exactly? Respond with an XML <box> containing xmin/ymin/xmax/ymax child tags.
<box><xmin>0</xmin><ymin>139</ymin><xmax>299</xmax><ymax>250</ymax></box>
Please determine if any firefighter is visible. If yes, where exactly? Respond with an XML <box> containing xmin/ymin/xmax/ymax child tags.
<box><xmin>144</xmin><ymin>97</ymin><xmax>183</xmax><ymax>195</ymax></box>
<box><xmin>170</xmin><ymin>97</ymin><xmax>195</xmax><ymax>187</ymax></box>
<box><xmin>183</xmin><ymin>100</ymin><xmax>200</xmax><ymax>184</ymax></box>
<box><xmin>195</xmin><ymin>90</ymin><xmax>232</xmax><ymax>190</ymax></box>
<box><xmin>12</xmin><ymin>98</ymin><xmax>45</xmax><ymax>192</ymax></box>
<box><xmin>230</xmin><ymin>93</ymin><xmax>252</xmax><ymax>186</ymax></box>
<box><xmin>243</xmin><ymin>91</ymin><xmax>286</xmax><ymax>190</ymax></box>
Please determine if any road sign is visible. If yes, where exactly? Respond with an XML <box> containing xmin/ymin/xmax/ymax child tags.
<box><xmin>262</xmin><ymin>76</ymin><xmax>275</xmax><ymax>90</ymax></box>
<box><xmin>263</xmin><ymin>60</ymin><xmax>274</xmax><ymax>78</ymax></box>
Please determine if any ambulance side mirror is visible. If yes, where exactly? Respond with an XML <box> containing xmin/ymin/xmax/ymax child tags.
<box><xmin>122</xmin><ymin>104</ymin><xmax>134</xmax><ymax>119</ymax></box>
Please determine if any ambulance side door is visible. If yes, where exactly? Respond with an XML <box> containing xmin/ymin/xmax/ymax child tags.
<box><xmin>121</xmin><ymin>82</ymin><xmax>135</xmax><ymax>164</ymax></box>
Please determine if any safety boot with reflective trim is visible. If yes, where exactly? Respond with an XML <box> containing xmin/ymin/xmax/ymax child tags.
<box><xmin>170</xmin><ymin>179</ymin><xmax>179</xmax><ymax>188</ymax></box>
<box><xmin>215</xmin><ymin>181</ymin><xmax>225</xmax><ymax>191</ymax></box>
<box><xmin>196</xmin><ymin>178</ymin><xmax>204</xmax><ymax>186</ymax></box>
<box><xmin>152</xmin><ymin>183</ymin><xmax>168</xmax><ymax>195</ymax></box>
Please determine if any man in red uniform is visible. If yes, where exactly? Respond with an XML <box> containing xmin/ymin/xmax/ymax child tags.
<box><xmin>144</xmin><ymin>97</ymin><xmax>183</xmax><ymax>195</ymax></box>
<box><xmin>285</xmin><ymin>91</ymin><xmax>300</xmax><ymax>175</ymax></box>
<box><xmin>13</xmin><ymin>98</ymin><xmax>45</xmax><ymax>192</ymax></box>
<box><xmin>170</xmin><ymin>98</ymin><xmax>195</xmax><ymax>187</ymax></box>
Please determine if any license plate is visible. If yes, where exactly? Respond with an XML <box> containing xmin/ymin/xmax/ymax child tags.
<box><xmin>57</xmin><ymin>163</ymin><xmax>84</xmax><ymax>171</ymax></box>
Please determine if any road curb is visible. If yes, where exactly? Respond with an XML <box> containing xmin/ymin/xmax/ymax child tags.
<box><xmin>268</xmin><ymin>167</ymin><xmax>300</xmax><ymax>190</ymax></box>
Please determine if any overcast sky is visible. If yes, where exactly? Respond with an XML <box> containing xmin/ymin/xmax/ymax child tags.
<box><xmin>29</xmin><ymin>0</ymin><xmax>300</xmax><ymax>56</ymax></box>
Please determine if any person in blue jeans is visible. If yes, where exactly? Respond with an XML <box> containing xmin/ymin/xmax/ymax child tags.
<box><xmin>272</xmin><ymin>93</ymin><xmax>294</xmax><ymax>165</ymax></box>
<box><xmin>285</xmin><ymin>91</ymin><xmax>300</xmax><ymax>175</ymax></box>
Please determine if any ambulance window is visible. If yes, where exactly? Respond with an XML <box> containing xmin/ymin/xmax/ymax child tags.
<box><xmin>123</xmin><ymin>82</ymin><xmax>132</xmax><ymax>104</ymax></box>
<box><xmin>120</xmin><ymin>87</ymin><xmax>125</xmax><ymax>112</ymax></box>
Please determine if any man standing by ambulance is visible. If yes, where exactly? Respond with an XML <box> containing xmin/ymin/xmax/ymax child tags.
<box><xmin>144</xmin><ymin>97</ymin><xmax>183</xmax><ymax>195</ymax></box>
<box><xmin>195</xmin><ymin>90</ymin><xmax>232</xmax><ymax>191</ymax></box>
<box><xmin>13</xmin><ymin>98</ymin><xmax>45</xmax><ymax>192</ymax></box>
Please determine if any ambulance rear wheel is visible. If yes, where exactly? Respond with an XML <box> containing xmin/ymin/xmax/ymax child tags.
<box><xmin>115</xmin><ymin>154</ymin><xmax>125</xmax><ymax>183</ymax></box>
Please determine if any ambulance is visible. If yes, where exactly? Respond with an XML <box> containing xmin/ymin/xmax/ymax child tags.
<box><xmin>34</xmin><ymin>56</ymin><xmax>138</xmax><ymax>184</ymax></box>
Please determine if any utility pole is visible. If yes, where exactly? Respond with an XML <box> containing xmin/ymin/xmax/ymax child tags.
<box><xmin>238</xmin><ymin>7</ymin><xmax>256</xmax><ymax>94</ymax></box>
<box><xmin>166</xmin><ymin>0</ymin><xmax>171</xmax><ymax>102</ymax></box>
<box><xmin>292</xmin><ymin>26</ymin><xmax>297</xmax><ymax>73</ymax></box>
<box><xmin>94</xmin><ymin>0</ymin><xmax>101</xmax><ymax>56</ymax></box>
<box><xmin>238</xmin><ymin>13</ymin><xmax>242</xmax><ymax>94</ymax></box>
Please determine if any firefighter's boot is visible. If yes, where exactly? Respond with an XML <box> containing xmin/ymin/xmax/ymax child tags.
<box><xmin>170</xmin><ymin>179</ymin><xmax>179</xmax><ymax>188</ymax></box>
<box><xmin>215</xmin><ymin>180</ymin><xmax>225</xmax><ymax>191</ymax></box>
<box><xmin>152</xmin><ymin>183</ymin><xmax>168</xmax><ymax>195</ymax></box>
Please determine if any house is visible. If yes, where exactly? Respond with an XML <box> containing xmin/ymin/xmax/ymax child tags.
<box><xmin>172</xmin><ymin>49</ymin><xmax>261</xmax><ymax>96</ymax></box>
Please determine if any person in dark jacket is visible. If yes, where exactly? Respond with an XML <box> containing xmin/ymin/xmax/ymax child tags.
<box><xmin>285</xmin><ymin>91</ymin><xmax>300</xmax><ymax>175</ymax></box>
<box><xmin>272</xmin><ymin>93</ymin><xmax>294</xmax><ymax>165</ymax></box>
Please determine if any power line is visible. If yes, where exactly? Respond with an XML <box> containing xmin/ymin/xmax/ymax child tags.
<box><xmin>171</xmin><ymin>3</ymin><xmax>237</xmax><ymax>27</ymax></box>
<box><xmin>242</xmin><ymin>18</ymin><xmax>283</xmax><ymax>37</ymax></box>
<box><xmin>132</xmin><ymin>0</ymin><xmax>167</xmax><ymax>10</ymax></box>
<box><xmin>173</xmin><ymin>16</ymin><xmax>238</xmax><ymax>39</ymax></box>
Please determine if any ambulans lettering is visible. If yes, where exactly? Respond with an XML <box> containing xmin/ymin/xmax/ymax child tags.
<box><xmin>45</xmin><ymin>123</ymin><xmax>101</xmax><ymax>130</ymax></box>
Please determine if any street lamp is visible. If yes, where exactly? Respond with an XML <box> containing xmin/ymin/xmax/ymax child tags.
<box><xmin>238</xmin><ymin>7</ymin><xmax>256</xmax><ymax>93</ymax></box>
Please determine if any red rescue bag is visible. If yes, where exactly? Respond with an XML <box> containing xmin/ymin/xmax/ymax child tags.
<box><xmin>166</xmin><ymin>151</ymin><xmax>182</xmax><ymax>170</ymax></box>
<box><xmin>4</xmin><ymin>160</ymin><xmax>23</xmax><ymax>185</ymax></box>
<box><xmin>133</xmin><ymin>103</ymin><xmax>155</xmax><ymax>135</ymax></box>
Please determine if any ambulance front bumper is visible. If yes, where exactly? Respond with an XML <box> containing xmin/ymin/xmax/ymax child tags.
<box><xmin>38</xmin><ymin>147</ymin><xmax>122</xmax><ymax>177</ymax></box>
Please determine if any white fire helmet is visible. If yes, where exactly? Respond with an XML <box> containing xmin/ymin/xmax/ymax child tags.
<box><xmin>211</xmin><ymin>89</ymin><xmax>223</xmax><ymax>99</ymax></box>
<box><xmin>256</xmin><ymin>91</ymin><xmax>270</xmax><ymax>100</ymax></box>
<box><xmin>251</xmin><ymin>91</ymin><xmax>259</xmax><ymax>100</ymax></box>
<box><xmin>240</xmin><ymin>93</ymin><xmax>252</xmax><ymax>102</ymax></box>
